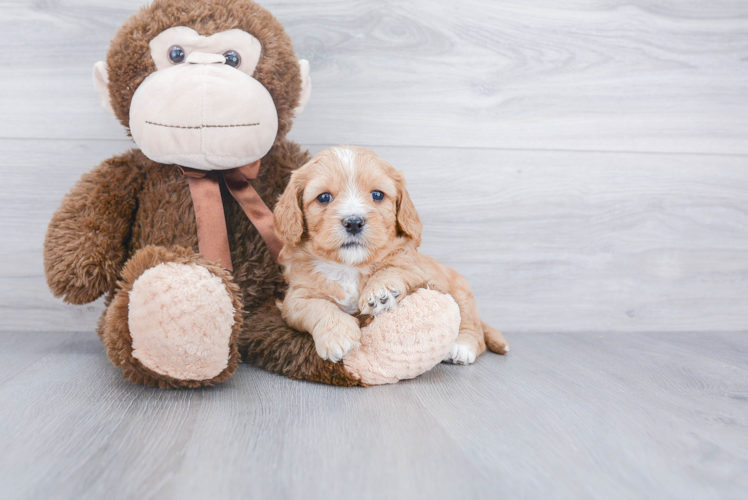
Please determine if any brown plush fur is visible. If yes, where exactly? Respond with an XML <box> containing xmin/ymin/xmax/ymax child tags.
<box><xmin>44</xmin><ymin>0</ymin><xmax>362</xmax><ymax>388</ymax></box>
<box><xmin>240</xmin><ymin>304</ymin><xmax>364</xmax><ymax>387</ymax></box>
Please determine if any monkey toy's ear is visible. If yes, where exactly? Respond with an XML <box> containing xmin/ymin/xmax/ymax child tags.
<box><xmin>92</xmin><ymin>61</ymin><xmax>115</xmax><ymax>115</ymax></box>
<box><xmin>293</xmin><ymin>59</ymin><xmax>312</xmax><ymax>116</ymax></box>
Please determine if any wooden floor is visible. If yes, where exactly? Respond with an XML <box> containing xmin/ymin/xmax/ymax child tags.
<box><xmin>0</xmin><ymin>331</ymin><xmax>745</xmax><ymax>500</ymax></box>
<box><xmin>1</xmin><ymin>0</ymin><xmax>748</xmax><ymax>498</ymax></box>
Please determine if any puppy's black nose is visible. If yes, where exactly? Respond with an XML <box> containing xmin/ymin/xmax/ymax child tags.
<box><xmin>343</xmin><ymin>216</ymin><xmax>365</xmax><ymax>235</ymax></box>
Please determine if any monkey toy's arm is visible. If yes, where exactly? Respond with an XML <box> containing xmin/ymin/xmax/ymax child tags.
<box><xmin>44</xmin><ymin>151</ymin><xmax>143</xmax><ymax>305</ymax></box>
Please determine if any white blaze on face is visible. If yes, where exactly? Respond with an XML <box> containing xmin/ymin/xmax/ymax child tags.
<box><xmin>333</xmin><ymin>147</ymin><xmax>370</xmax><ymax>220</ymax></box>
<box><xmin>331</xmin><ymin>146</ymin><xmax>371</xmax><ymax>265</ymax></box>
<box><xmin>128</xmin><ymin>27</ymin><xmax>278</xmax><ymax>170</ymax></box>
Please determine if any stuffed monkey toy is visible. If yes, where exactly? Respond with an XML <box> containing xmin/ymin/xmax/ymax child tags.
<box><xmin>44</xmin><ymin>0</ymin><xmax>462</xmax><ymax>388</ymax></box>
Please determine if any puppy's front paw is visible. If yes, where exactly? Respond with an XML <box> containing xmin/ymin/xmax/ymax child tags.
<box><xmin>443</xmin><ymin>337</ymin><xmax>477</xmax><ymax>365</ymax></box>
<box><xmin>313</xmin><ymin>316</ymin><xmax>361</xmax><ymax>363</ymax></box>
<box><xmin>360</xmin><ymin>281</ymin><xmax>403</xmax><ymax>316</ymax></box>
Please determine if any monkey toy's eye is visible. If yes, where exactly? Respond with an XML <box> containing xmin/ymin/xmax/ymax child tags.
<box><xmin>223</xmin><ymin>50</ymin><xmax>241</xmax><ymax>68</ymax></box>
<box><xmin>317</xmin><ymin>193</ymin><xmax>333</xmax><ymax>204</ymax></box>
<box><xmin>168</xmin><ymin>45</ymin><xmax>185</xmax><ymax>64</ymax></box>
<box><xmin>371</xmin><ymin>190</ymin><xmax>385</xmax><ymax>202</ymax></box>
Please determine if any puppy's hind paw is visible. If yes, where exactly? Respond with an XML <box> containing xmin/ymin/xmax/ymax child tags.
<box><xmin>443</xmin><ymin>338</ymin><xmax>477</xmax><ymax>365</ymax></box>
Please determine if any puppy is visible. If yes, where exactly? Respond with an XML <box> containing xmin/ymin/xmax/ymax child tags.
<box><xmin>274</xmin><ymin>146</ymin><xmax>509</xmax><ymax>363</ymax></box>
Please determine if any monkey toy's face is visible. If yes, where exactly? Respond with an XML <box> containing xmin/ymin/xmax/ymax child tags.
<box><xmin>130</xmin><ymin>26</ymin><xmax>283</xmax><ymax>170</ymax></box>
<box><xmin>92</xmin><ymin>0</ymin><xmax>311</xmax><ymax>171</ymax></box>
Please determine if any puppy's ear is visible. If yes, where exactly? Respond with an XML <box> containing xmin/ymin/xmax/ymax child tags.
<box><xmin>274</xmin><ymin>170</ymin><xmax>306</xmax><ymax>247</ymax></box>
<box><xmin>395</xmin><ymin>174</ymin><xmax>423</xmax><ymax>246</ymax></box>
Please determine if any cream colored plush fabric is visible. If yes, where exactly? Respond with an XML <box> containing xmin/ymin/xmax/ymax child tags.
<box><xmin>129</xmin><ymin>263</ymin><xmax>235</xmax><ymax>380</ymax></box>
<box><xmin>343</xmin><ymin>289</ymin><xmax>460</xmax><ymax>385</ymax></box>
<box><xmin>295</xmin><ymin>59</ymin><xmax>312</xmax><ymax>116</ymax></box>
<box><xmin>92</xmin><ymin>61</ymin><xmax>114</xmax><ymax>115</ymax></box>
<box><xmin>129</xmin><ymin>59</ymin><xmax>279</xmax><ymax>170</ymax></box>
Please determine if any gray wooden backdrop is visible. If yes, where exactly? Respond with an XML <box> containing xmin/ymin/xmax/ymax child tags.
<box><xmin>1</xmin><ymin>0</ymin><xmax>747</xmax><ymax>333</ymax></box>
<box><xmin>1</xmin><ymin>2</ymin><xmax>748</xmax><ymax>499</ymax></box>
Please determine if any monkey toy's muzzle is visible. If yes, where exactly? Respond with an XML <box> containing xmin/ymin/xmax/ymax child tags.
<box><xmin>129</xmin><ymin>51</ymin><xmax>279</xmax><ymax>171</ymax></box>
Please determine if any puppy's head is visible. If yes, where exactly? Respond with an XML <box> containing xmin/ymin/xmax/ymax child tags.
<box><xmin>274</xmin><ymin>146</ymin><xmax>422</xmax><ymax>265</ymax></box>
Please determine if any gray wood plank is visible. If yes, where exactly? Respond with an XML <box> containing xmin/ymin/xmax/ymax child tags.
<box><xmin>1</xmin><ymin>1</ymin><xmax>747</xmax><ymax>154</ymax></box>
<box><xmin>0</xmin><ymin>331</ymin><xmax>80</xmax><ymax>385</ymax></box>
<box><xmin>4</xmin><ymin>138</ymin><xmax>747</xmax><ymax>333</ymax></box>
<box><xmin>653</xmin><ymin>330</ymin><xmax>748</xmax><ymax>369</ymax></box>
<box><xmin>0</xmin><ymin>332</ymin><xmax>488</xmax><ymax>500</ymax></box>
<box><xmin>0</xmin><ymin>331</ymin><xmax>745</xmax><ymax>499</ymax></box>
<box><xmin>407</xmin><ymin>332</ymin><xmax>748</xmax><ymax>500</ymax></box>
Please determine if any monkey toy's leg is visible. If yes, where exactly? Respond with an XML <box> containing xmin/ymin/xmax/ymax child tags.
<box><xmin>100</xmin><ymin>245</ymin><xmax>244</xmax><ymax>389</ymax></box>
<box><xmin>239</xmin><ymin>303</ymin><xmax>363</xmax><ymax>387</ymax></box>
<box><xmin>238</xmin><ymin>288</ymin><xmax>461</xmax><ymax>386</ymax></box>
<box><xmin>45</xmin><ymin>153</ymin><xmax>241</xmax><ymax>388</ymax></box>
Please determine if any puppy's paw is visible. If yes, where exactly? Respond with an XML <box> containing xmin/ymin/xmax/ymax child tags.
<box><xmin>360</xmin><ymin>281</ymin><xmax>403</xmax><ymax>316</ymax></box>
<box><xmin>313</xmin><ymin>316</ymin><xmax>361</xmax><ymax>363</ymax></box>
<box><xmin>443</xmin><ymin>338</ymin><xmax>477</xmax><ymax>365</ymax></box>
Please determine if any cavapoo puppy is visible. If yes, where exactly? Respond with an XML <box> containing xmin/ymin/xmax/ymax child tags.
<box><xmin>274</xmin><ymin>146</ymin><xmax>509</xmax><ymax>363</ymax></box>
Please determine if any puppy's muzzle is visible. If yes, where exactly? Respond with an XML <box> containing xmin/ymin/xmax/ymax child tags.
<box><xmin>343</xmin><ymin>216</ymin><xmax>365</xmax><ymax>235</ymax></box>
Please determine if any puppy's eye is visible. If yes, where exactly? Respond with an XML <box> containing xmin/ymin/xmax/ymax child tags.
<box><xmin>168</xmin><ymin>45</ymin><xmax>185</xmax><ymax>64</ymax></box>
<box><xmin>223</xmin><ymin>50</ymin><xmax>241</xmax><ymax>68</ymax></box>
<box><xmin>371</xmin><ymin>190</ymin><xmax>385</xmax><ymax>202</ymax></box>
<box><xmin>317</xmin><ymin>193</ymin><xmax>333</xmax><ymax>204</ymax></box>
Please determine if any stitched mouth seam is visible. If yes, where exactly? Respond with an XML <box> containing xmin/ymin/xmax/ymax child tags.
<box><xmin>145</xmin><ymin>121</ymin><xmax>260</xmax><ymax>129</ymax></box>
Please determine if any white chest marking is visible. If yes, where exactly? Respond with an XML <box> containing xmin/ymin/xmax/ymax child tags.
<box><xmin>313</xmin><ymin>259</ymin><xmax>361</xmax><ymax>314</ymax></box>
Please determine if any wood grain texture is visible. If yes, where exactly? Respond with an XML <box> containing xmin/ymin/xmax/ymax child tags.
<box><xmin>3</xmin><ymin>138</ymin><xmax>747</xmax><ymax>332</ymax></box>
<box><xmin>1</xmin><ymin>0</ymin><xmax>747</xmax><ymax>332</ymax></box>
<box><xmin>0</xmin><ymin>0</ymin><xmax>747</xmax><ymax>153</ymax></box>
<box><xmin>1</xmin><ymin>2</ymin><xmax>748</xmax><ymax>497</ymax></box>
<box><xmin>0</xmin><ymin>331</ymin><xmax>745</xmax><ymax>500</ymax></box>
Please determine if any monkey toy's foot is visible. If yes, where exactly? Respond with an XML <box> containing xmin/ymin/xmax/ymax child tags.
<box><xmin>100</xmin><ymin>246</ymin><xmax>242</xmax><ymax>388</ymax></box>
<box><xmin>343</xmin><ymin>288</ymin><xmax>461</xmax><ymax>385</ymax></box>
